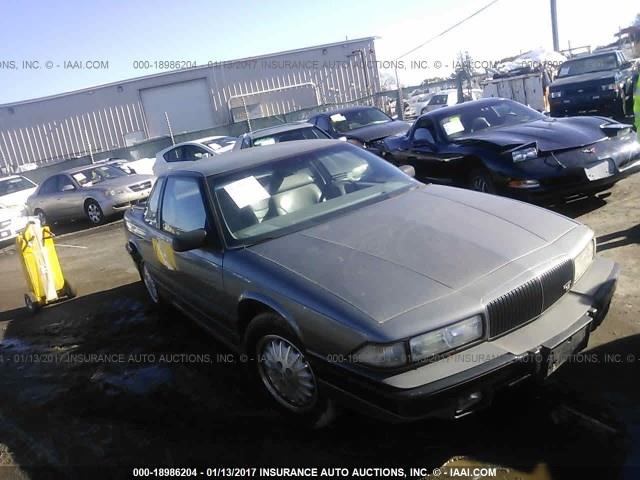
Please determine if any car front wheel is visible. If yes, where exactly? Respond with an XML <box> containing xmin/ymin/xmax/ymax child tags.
<box><xmin>85</xmin><ymin>200</ymin><xmax>105</xmax><ymax>225</ymax></box>
<box><xmin>468</xmin><ymin>168</ymin><xmax>496</xmax><ymax>194</ymax></box>
<box><xmin>247</xmin><ymin>314</ymin><xmax>336</xmax><ymax>428</ymax></box>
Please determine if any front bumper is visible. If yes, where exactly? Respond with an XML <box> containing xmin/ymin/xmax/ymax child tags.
<box><xmin>550</xmin><ymin>91</ymin><xmax>622</xmax><ymax>117</ymax></box>
<box><xmin>500</xmin><ymin>158</ymin><xmax>640</xmax><ymax>203</ymax></box>
<box><xmin>102</xmin><ymin>189</ymin><xmax>151</xmax><ymax>215</ymax></box>
<box><xmin>315</xmin><ymin>257</ymin><xmax>619</xmax><ymax>422</ymax></box>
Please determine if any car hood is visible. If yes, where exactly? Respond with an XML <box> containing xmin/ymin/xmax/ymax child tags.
<box><xmin>0</xmin><ymin>188</ymin><xmax>37</xmax><ymax>208</ymax></box>
<box><xmin>82</xmin><ymin>174</ymin><xmax>154</xmax><ymax>190</ymax></box>
<box><xmin>346</xmin><ymin>121</ymin><xmax>411</xmax><ymax>142</ymax></box>
<box><xmin>550</xmin><ymin>71</ymin><xmax>617</xmax><ymax>89</ymax></box>
<box><xmin>249</xmin><ymin>185</ymin><xmax>576</xmax><ymax>323</ymax></box>
<box><xmin>455</xmin><ymin>117</ymin><xmax>608</xmax><ymax>152</ymax></box>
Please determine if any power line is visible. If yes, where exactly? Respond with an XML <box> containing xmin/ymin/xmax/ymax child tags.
<box><xmin>395</xmin><ymin>0</ymin><xmax>502</xmax><ymax>60</ymax></box>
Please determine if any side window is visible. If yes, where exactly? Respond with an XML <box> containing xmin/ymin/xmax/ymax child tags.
<box><xmin>182</xmin><ymin>145</ymin><xmax>211</xmax><ymax>161</ymax></box>
<box><xmin>163</xmin><ymin>147</ymin><xmax>182</xmax><ymax>163</ymax></box>
<box><xmin>315</xmin><ymin>116</ymin><xmax>331</xmax><ymax>133</ymax></box>
<box><xmin>57</xmin><ymin>175</ymin><xmax>75</xmax><ymax>192</ymax></box>
<box><xmin>161</xmin><ymin>177</ymin><xmax>207</xmax><ymax>235</ymax></box>
<box><xmin>412</xmin><ymin>118</ymin><xmax>438</xmax><ymax>144</ymax></box>
<box><xmin>39</xmin><ymin>177</ymin><xmax>58</xmax><ymax>194</ymax></box>
<box><xmin>144</xmin><ymin>178</ymin><xmax>164</xmax><ymax>228</ymax></box>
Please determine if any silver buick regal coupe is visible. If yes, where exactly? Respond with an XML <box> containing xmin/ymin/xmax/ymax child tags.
<box><xmin>123</xmin><ymin>140</ymin><xmax>618</xmax><ymax>426</ymax></box>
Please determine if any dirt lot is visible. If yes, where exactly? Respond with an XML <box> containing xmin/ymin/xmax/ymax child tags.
<box><xmin>0</xmin><ymin>174</ymin><xmax>639</xmax><ymax>479</ymax></box>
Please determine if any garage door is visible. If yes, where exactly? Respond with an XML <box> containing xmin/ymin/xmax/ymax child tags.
<box><xmin>140</xmin><ymin>79</ymin><xmax>215</xmax><ymax>138</ymax></box>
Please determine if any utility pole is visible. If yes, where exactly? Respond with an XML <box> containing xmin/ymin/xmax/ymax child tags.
<box><xmin>550</xmin><ymin>0</ymin><xmax>560</xmax><ymax>51</ymax></box>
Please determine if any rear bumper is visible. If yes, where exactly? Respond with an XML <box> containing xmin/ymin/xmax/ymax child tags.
<box><xmin>315</xmin><ymin>258</ymin><xmax>619</xmax><ymax>422</ymax></box>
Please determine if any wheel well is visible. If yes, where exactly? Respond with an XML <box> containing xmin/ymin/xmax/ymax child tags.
<box><xmin>83</xmin><ymin>198</ymin><xmax>98</xmax><ymax>210</ymax></box>
<box><xmin>237</xmin><ymin>299</ymin><xmax>278</xmax><ymax>339</ymax></box>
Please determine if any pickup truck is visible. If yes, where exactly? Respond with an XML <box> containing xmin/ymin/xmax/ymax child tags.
<box><xmin>549</xmin><ymin>50</ymin><xmax>638</xmax><ymax>119</ymax></box>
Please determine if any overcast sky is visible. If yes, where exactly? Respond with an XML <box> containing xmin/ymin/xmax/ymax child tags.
<box><xmin>0</xmin><ymin>0</ymin><xmax>637</xmax><ymax>104</ymax></box>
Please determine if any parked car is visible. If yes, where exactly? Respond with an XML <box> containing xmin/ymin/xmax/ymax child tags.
<box><xmin>380</xmin><ymin>98</ymin><xmax>640</xmax><ymax>203</ymax></box>
<box><xmin>27</xmin><ymin>164</ymin><xmax>154</xmax><ymax>225</ymax></box>
<box><xmin>405</xmin><ymin>92</ymin><xmax>435</xmax><ymax>119</ymax></box>
<box><xmin>307</xmin><ymin>106</ymin><xmax>411</xmax><ymax>152</ymax></box>
<box><xmin>233</xmin><ymin>123</ymin><xmax>329</xmax><ymax>150</ymax></box>
<box><xmin>124</xmin><ymin>139</ymin><xmax>618</xmax><ymax>426</ymax></box>
<box><xmin>420</xmin><ymin>89</ymin><xmax>483</xmax><ymax>114</ymax></box>
<box><xmin>154</xmin><ymin>136</ymin><xmax>237</xmax><ymax>177</ymax></box>
<box><xmin>0</xmin><ymin>175</ymin><xmax>38</xmax><ymax>241</ymax></box>
<box><xmin>549</xmin><ymin>50</ymin><xmax>638</xmax><ymax>118</ymax></box>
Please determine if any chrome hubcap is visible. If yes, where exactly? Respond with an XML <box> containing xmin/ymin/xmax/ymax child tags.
<box><xmin>472</xmin><ymin>177</ymin><xmax>489</xmax><ymax>192</ymax></box>
<box><xmin>87</xmin><ymin>204</ymin><xmax>102</xmax><ymax>223</ymax></box>
<box><xmin>142</xmin><ymin>265</ymin><xmax>159</xmax><ymax>303</ymax></box>
<box><xmin>257</xmin><ymin>335</ymin><xmax>317</xmax><ymax>412</ymax></box>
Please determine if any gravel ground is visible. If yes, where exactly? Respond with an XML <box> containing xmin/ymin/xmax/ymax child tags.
<box><xmin>0</xmin><ymin>174</ymin><xmax>638</xmax><ymax>479</ymax></box>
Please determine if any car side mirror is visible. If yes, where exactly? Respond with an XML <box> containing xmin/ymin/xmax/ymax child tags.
<box><xmin>172</xmin><ymin>228</ymin><xmax>207</xmax><ymax>252</ymax></box>
<box><xmin>399</xmin><ymin>165</ymin><xmax>416</xmax><ymax>178</ymax></box>
<box><xmin>61</xmin><ymin>184</ymin><xmax>75</xmax><ymax>192</ymax></box>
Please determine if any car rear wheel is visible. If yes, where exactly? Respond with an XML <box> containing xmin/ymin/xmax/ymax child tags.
<box><xmin>247</xmin><ymin>313</ymin><xmax>336</xmax><ymax>428</ymax></box>
<box><xmin>468</xmin><ymin>169</ymin><xmax>496</xmax><ymax>194</ymax></box>
<box><xmin>85</xmin><ymin>200</ymin><xmax>105</xmax><ymax>225</ymax></box>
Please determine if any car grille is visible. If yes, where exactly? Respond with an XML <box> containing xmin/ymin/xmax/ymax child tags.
<box><xmin>129</xmin><ymin>181</ymin><xmax>152</xmax><ymax>192</ymax></box>
<box><xmin>487</xmin><ymin>259</ymin><xmax>574</xmax><ymax>339</ymax></box>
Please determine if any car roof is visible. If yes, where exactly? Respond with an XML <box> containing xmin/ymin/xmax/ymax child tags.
<box><xmin>168</xmin><ymin>139</ymin><xmax>345</xmax><ymax>177</ymax></box>
<box><xmin>565</xmin><ymin>50</ymin><xmax>620</xmax><ymax>61</ymax></box>
<box><xmin>56</xmin><ymin>163</ymin><xmax>114</xmax><ymax>175</ymax></box>
<box><xmin>244</xmin><ymin>122</ymin><xmax>316</xmax><ymax>138</ymax></box>
<box><xmin>313</xmin><ymin>105</ymin><xmax>381</xmax><ymax>117</ymax></box>
<box><xmin>0</xmin><ymin>175</ymin><xmax>27</xmax><ymax>181</ymax></box>
<box><xmin>420</xmin><ymin>97</ymin><xmax>515</xmax><ymax>119</ymax></box>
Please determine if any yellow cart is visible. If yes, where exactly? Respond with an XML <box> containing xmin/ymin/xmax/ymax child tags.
<box><xmin>16</xmin><ymin>220</ymin><xmax>75</xmax><ymax>313</ymax></box>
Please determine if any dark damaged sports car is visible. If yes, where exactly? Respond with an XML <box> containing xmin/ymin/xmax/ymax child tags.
<box><xmin>308</xmin><ymin>106</ymin><xmax>411</xmax><ymax>154</ymax></box>
<box><xmin>380</xmin><ymin>98</ymin><xmax>640</xmax><ymax>202</ymax></box>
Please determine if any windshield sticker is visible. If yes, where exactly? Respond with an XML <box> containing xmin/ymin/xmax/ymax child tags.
<box><xmin>330</xmin><ymin>114</ymin><xmax>347</xmax><ymax>123</ymax></box>
<box><xmin>72</xmin><ymin>173</ymin><xmax>87</xmax><ymax>182</ymax></box>
<box><xmin>442</xmin><ymin>116</ymin><xmax>465</xmax><ymax>136</ymax></box>
<box><xmin>224</xmin><ymin>176</ymin><xmax>270</xmax><ymax>209</ymax></box>
<box><xmin>559</xmin><ymin>67</ymin><xmax>569</xmax><ymax>76</ymax></box>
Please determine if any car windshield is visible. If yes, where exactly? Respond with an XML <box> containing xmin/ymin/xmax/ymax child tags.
<box><xmin>72</xmin><ymin>165</ymin><xmax>127</xmax><ymax>186</ymax></box>
<box><xmin>210</xmin><ymin>144</ymin><xmax>415</xmax><ymax>246</ymax></box>
<box><xmin>328</xmin><ymin>108</ymin><xmax>392</xmax><ymax>133</ymax></box>
<box><xmin>252</xmin><ymin>127</ymin><xmax>327</xmax><ymax>146</ymax></box>
<box><xmin>438</xmin><ymin>100</ymin><xmax>545</xmax><ymax>140</ymax></box>
<box><xmin>0</xmin><ymin>176</ymin><xmax>36</xmax><ymax>196</ymax></box>
<box><xmin>557</xmin><ymin>54</ymin><xmax>618</xmax><ymax>77</ymax></box>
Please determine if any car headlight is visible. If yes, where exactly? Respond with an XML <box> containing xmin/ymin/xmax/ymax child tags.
<box><xmin>512</xmin><ymin>146</ymin><xmax>538</xmax><ymax>162</ymax></box>
<box><xmin>601</xmin><ymin>83</ymin><xmax>617</xmax><ymax>91</ymax></box>
<box><xmin>573</xmin><ymin>236</ymin><xmax>595</xmax><ymax>283</ymax></box>
<box><xmin>105</xmin><ymin>188</ymin><xmax>126</xmax><ymax>197</ymax></box>
<box><xmin>353</xmin><ymin>342</ymin><xmax>407</xmax><ymax>368</ymax></box>
<box><xmin>550</xmin><ymin>91</ymin><xmax>562</xmax><ymax>99</ymax></box>
<box><xmin>409</xmin><ymin>315</ymin><xmax>483</xmax><ymax>362</ymax></box>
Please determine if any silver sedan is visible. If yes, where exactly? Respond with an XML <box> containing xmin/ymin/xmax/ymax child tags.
<box><xmin>27</xmin><ymin>164</ymin><xmax>154</xmax><ymax>225</ymax></box>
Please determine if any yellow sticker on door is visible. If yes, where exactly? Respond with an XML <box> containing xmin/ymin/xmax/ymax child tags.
<box><xmin>152</xmin><ymin>238</ymin><xmax>177</xmax><ymax>271</ymax></box>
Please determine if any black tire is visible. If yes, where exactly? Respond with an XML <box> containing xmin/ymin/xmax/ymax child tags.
<box><xmin>246</xmin><ymin>313</ymin><xmax>336</xmax><ymax>428</ymax></box>
<box><xmin>468</xmin><ymin>168</ymin><xmax>496</xmax><ymax>194</ymax></box>
<box><xmin>34</xmin><ymin>209</ymin><xmax>47</xmax><ymax>226</ymax></box>
<box><xmin>84</xmin><ymin>200</ymin><xmax>105</xmax><ymax>225</ymax></box>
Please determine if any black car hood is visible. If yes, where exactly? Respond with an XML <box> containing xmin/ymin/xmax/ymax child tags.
<box><xmin>455</xmin><ymin>117</ymin><xmax>608</xmax><ymax>152</ymax></box>
<box><xmin>346</xmin><ymin>121</ymin><xmax>411</xmax><ymax>143</ymax></box>
<box><xmin>550</xmin><ymin>71</ymin><xmax>617</xmax><ymax>89</ymax></box>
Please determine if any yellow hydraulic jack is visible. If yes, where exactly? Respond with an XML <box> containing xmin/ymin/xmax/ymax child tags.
<box><xmin>16</xmin><ymin>219</ymin><xmax>75</xmax><ymax>313</ymax></box>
